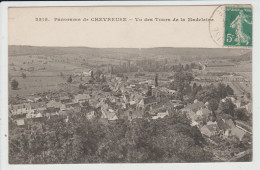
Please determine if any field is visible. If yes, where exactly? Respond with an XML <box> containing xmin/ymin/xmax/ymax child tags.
<box><xmin>9</xmin><ymin>55</ymin><xmax>91</xmax><ymax>97</ymax></box>
<box><xmin>8</xmin><ymin>46</ymin><xmax>252</xmax><ymax>98</ymax></box>
<box><xmin>205</xmin><ymin>61</ymin><xmax>252</xmax><ymax>73</ymax></box>
<box><xmin>201</xmin><ymin>60</ymin><xmax>252</xmax><ymax>96</ymax></box>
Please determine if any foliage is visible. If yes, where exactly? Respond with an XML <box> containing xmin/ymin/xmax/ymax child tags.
<box><xmin>170</xmin><ymin>71</ymin><xmax>193</xmax><ymax>100</ymax></box>
<box><xmin>234</xmin><ymin>108</ymin><xmax>249</xmax><ymax>121</ymax></box>
<box><xmin>218</xmin><ymin>99</ymin><xmax>236</xmax><ymax>117</ymax></box>
<box><xmin>195</xmin><ymin>83</ymin><xmax>234</xmax><ymax>103</ymax></box>
<box><xmin>155</xmin><ymin>73</ymin><xmax>158</xmax><ymax>87</ymax></box>
<box><xmin>21</xmin><ymin>73</ymin><xmax>27</xmax><ymax>79</ymax></box>
<box><xmin>196</xmin><ymin>84</ymin><xmax>220</xmax><ymax>103</ymax></box>
<box><xmin>67</xmin><ymin>76</ymin><xmax>72</xmax><ymax>83</ymax></box>
<box><xmin>9</xmin><ymin>112</ymin><xmax>213</xmax><ymax>163</ymax></box>
<box><xmin>90</xmin><ymin>70</ymin><xmax>94</xmax><ymax>79</ymax></box>
<box><xmin>208</xmin><ymin>98</ymin><xmax>219</xmax><ymax>112</ymax></box>
<box><xmin>11</xmin><ymin>79</ymin><xmax>19</xmax><ymax>90</ymax></box>
<box><xmin>146</xmin><ymin>85</ymin><xmax>152</xmax><ymax>97</ymax></box>
<box><xmin>79</xmin><ymin>84</ymin><xmax>88</xmax><ymax>90</ymax></box>
<box><xmin>226</xmin><ymin>85</ymin><xmax>234</xmax><ymax>96</ymax></box>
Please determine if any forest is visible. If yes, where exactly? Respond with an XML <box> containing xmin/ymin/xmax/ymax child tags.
<box><xmin>9</xmin><ymin>111</ymin><xmax>213</xmax><ymax>164</ymax></box>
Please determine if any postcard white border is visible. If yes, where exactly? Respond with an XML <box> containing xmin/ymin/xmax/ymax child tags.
<box><xmin>1</xmin><ymin>1</ymin><xmax>260</xmax><ymax>170</ymax></box>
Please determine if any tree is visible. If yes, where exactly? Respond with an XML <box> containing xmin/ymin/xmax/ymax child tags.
<box><xmin>90</xmin><ymin>70</ymin><xmax>94</xmax><ymax>79</ymax></box>
<box><xmin>246</xmin><ymin>93</ymin><xmax>251</xmax><ymax>99</ymax></box>
<box><xmin>218</xmin><ymin>99</ymin><xmax>236</xmax><ymax>117</ymax></box>
<box><xmin>79</xmin><ymin>83</ymin><xmax>87</xmax><ymax>90</ymax></box>
<box><xmin>101</xmin><ymin>74</ymin><xmax>106</xmax><ymax>82</ymax></box>
<box><xmin>235</xmin><ymin>108</ymin><xmax>249</xmax><ymax>121</ymax></box>
<box><xmin>21</xmin><ymin>73</ymin><xmax>26</xmax><ymax>79</ymax></box>
<box><xmin>193</xmin><ymin>83</ymin><xmax>197</xmax><ymax>90</ymax></box>
<box><xmin>196</xmin><ymin>84</ymin><xmax>220</xmax><ymax>103</ymax></box>
<box><xmin>146</xmin><ymin>85</ymin><xmax>152</xmax><ymax>96</ymax></box>
<box><xmin>8</xmin><ymin>73</ymin><xmax>12</xmax><ymax>81</ymax></box>
<box><xmin>207</xmin><ymin>98</ymin><xmax>219</xmax><ymax>113</ymax></box>
<box><xmin>171</xmin><ymin>72</ymin><xmax>193</xmax><ymax>91</ymax></box>
<box><xmin>102</xmin><ymin>86</ymin><xmax>111</xmax><ymax>92</ymax></box>
<box><xmin>155</xmin><ymin>73</ymin><xmax>158</xmax><ymax>87</ymax></box>
<box><xmin>217</xmin><ymin>83</ymin><xmax>227</xmax><ymax>99</ymax></box>
<box><xmin>9</xmin><ymin>109</ymin><xmax>214</xmax><ymax>164</ymax></box>
<box><xmin>185</xmin><ymin>64</ymin><xmax>190</xmax><ymax>71</ymax></box>
<box><xmin>226</xmin><ymin>85</ymin><xmax>234</xmax><ymax>96</ymax></box>
<box><xmin>11</xmin><ymin>79</ymin><xmax>19</xmax><ymax>90</ymax></box>
<box><xmin>67</xmin><ymin>75</ymin><xmax>72</xmax><ymax>83</ymax></box>
<box><xmin>197</xmin><ymin>85</ymin><xmax>203</xmax><ymax>92</ymax></box>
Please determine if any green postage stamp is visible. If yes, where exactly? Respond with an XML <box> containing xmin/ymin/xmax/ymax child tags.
<box><xmin>224</xmin><ymin>6</ymin><xmax>252</xmax><ymax>47</ymax></box>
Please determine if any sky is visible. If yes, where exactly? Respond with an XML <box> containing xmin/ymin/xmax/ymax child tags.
<box><xmin>9</xmin><ymin>6</ymin><xmax>226</xmax><ymax>48</ymax></box>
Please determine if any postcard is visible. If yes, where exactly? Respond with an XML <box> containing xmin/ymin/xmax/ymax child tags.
<box><xmin>0</xmin><ymin>1</ymin><xmax>259</xmax><ymax>170</ymax></box>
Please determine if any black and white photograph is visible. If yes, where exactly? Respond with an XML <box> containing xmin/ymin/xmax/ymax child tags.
<box><xmin>1</xmin><ymin>3</ymin><xmax>257</xmax><ymax>168</ymax></box>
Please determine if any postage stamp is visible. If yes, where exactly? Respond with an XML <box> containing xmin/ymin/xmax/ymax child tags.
<box><xmin>224</xmin><ymin>6</ymin><xmax>252</xmax><ymax>47</ymax></box>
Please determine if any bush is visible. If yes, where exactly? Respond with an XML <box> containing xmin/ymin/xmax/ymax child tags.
<box><xmin>11</xmin><ymin>79</ymin><xmax>19</xmax><ymax>90</ymax></box>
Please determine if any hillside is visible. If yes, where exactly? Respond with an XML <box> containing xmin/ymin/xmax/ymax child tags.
<box><xmin>9</xmin><ymin>45</ymin><xmax>251</xmax><ymax>61</ymax></box>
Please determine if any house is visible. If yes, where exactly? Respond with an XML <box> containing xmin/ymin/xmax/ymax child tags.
<box><xmin>71</xmin><ymin>105</ymin><xmax>81</xmax><ymax>113</ymax></box>
<box><xmin>195</xmin><ymin>108</ymin><xmax>211</xmax><ymax>123</ymax></box>
<box><xmin>26</xmin><ymin>112</ymin><xmax>34</xmax><ymax>119</ymax></box>
<box><xmin>66</xmin><ymin>102</ymin><xmax>80</xmax><ymax>109</ymax></box>
<box><xmin>82</xmin><ymin>107</ymin><xmax>96</xmax><ymax>120</ymax></box>
<box><xmin>152</xmin><ymin>110</ymin><xmax>169</xmax><ymax>119</ymax></box>
<box><xmin>186</xmin><ymin>110</ymin><xmax>196</xmax><ymax>122</ymax></box>
<box><xmin>207</xmin><ymin>121</ymin><xmax>218</xmax><ymax>125</ymax></box>
<box><xmin>200</xmin><ymin>124</ymin><xmax>220</xmax><ymax>137</ymax></box>
<box><xmin>107</xmin><ymin>112</ymin><xmax>118</xmax><ymax>121</ymax></box>
<box><xmin>163</xmin><ymin>100</ymin><xmax>183</xmax><ymax>111</ymax></box>
<box><xmin>109</xmin><ymin>96</ymin><xmax>118</xmax><ymax>104</ymax></box>
<box><xmin>46</xmin><ymin>100</ymin><xmax>62</xmax><ymax>109</ymax></box>
<box><xmin>74</xmin><ymin>94</ymin><xmax>89</xmax><ymax>103</ymax></box>
<box><xmin>196</xmin><ymin>108</ymin><xmax>211</xmax><ymax>117</ymax></box>
<box><xmin>128</xmin><ymin>110</ymin><xmax>143</xmax><ymax>121</ymax></box>
<box><xmin>234</xmin><ymin>101</ymin><xmax>241</xmax><ymax>108</ymax></box>
<box><xmin>98</xmin><ymin>118</ymin><xmax>109</xmax><ymax>125</ymax></box>
<box><xmin>182</xmin><ymin>101</ymin><xmax>204</xmax><ymax>122</ymax></box>
<box><xmin>35</xmin><ymin>112</ymin><xmax>43</xmax><ymax>118</ymax></box>
<box><xmin>182</xmin><ymin>101</ymin><xmax>205</xmax><ymax>116</ymax></box>
<box><xmin>27</xmin><ymin>96</ymin><xmax>41</xmax><ymax>103</ymax></box>
<box><xmin>31</xmin><ymin>102</ymin><xmax>46</xmax><ymax>111</ymax></box>
<box><xmin>43</xmin><ymin>108</ymin><xmax>60</xmax><ymax>117</ymax></box>
<box><xmin>60</xmin><ymin>104</ymin><xmax>67</xmax><ymax>111</ymax></box>
<box><xmin>222</xmin><ymin>96</ymin><xmax>236</xmax><ymax>103</ymax></box>
<box><xmin>118</xmin><ymin>109</ymin><xmax>130</xmax><ymax>120</ymax></box>
<box><xmin>242</xmin><ymin>103</ymin><xmax>252</xmax><ymax>114</ymax></box>
<box><xmin>89</xmin><ymin>99</ymin><xmax>100</xmax><ymax>108</ymax></box>
<box><xmin>26</xmin><ymin>111</ymin><xmax>44</xmax><ymax>120</ymax></box>
<box><xmin>10</xmin><ymin>103</ymin><xmax>33</xmax><ymax>115</ymax></box>
<box><xmin>15</xmin><ymin>118</ymin><xmax>25</xmax><ymax>126</ymax></box>
<box><xmin>132</xmin><ymin>94</ymin><xmax>144</xmax><ymax>105</ymax></box>
<box><xmin>86</xmin><ymin>110</ymin><xmax>96</xmax><ymax>120</ymax></box>
<box><xmin>60</xmin><ymin>96</ymin><xmax>71</xmax><ymax>104</ymax></box>
<box><xmin>217</xmin><ymin>118</ymin><xmax>236</xmax><ymax>137</ymax></box>
<box><xmin>231</xmin><ymin>127</ymin><xmax>246</xmax><ymax>141</ymax></box>
<box><xmin>191</xmin><ymin>121</ymin><xmax>199</xmax><ymax>127</ymax></box>
<box><xmin>235</xmin><ymin>120</ymin><xmax>252</xmax><ymax>133</ymax></box>
<box><xmin>137</xmin><ymin>96</ymin><xmax>158</xmax><ymax>113</ymax></box>
<box><xmin>101</xmin><ymin>107</ymin><xmax>118</xmax><ymax>121</ymax></box>
<box><xmin>129</xmin><ymin>99</ymin><xmax>135</xmax><ymax>105</ymax></box>
<box><xmin>122</xmin><ymin>94</ymin><xmax>130</xmax><ymax>103</ymax></box>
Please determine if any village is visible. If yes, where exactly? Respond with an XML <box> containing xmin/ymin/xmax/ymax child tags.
<box><xmin>8</xmin><ymin>56</ymin><xmax>252</xmax><ymax>162</ymax></box>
